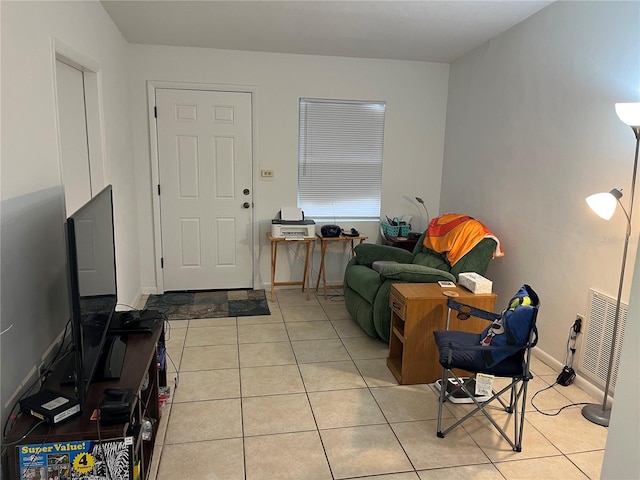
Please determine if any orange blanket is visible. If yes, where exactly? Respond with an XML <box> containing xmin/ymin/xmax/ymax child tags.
<box><xmin>423</xmin><ymin>213</ymin><xmax>504</xmax><ymax>266</ymax></box>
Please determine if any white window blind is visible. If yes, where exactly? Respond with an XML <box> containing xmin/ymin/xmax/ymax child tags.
<box><xmin>298</xmin><ymin>98</ymin><xmax>385</xmax><ymax>218</ymax></box>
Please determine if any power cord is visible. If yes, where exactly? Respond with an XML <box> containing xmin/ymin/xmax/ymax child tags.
<box><xmin>160</xmin><ymin>317</ymin><xmax>180</xmax><ymax>390</ymax></box>
<box><xmin>530</xmin><ymin>381</ymin><xmax>591</xmax><ymax>417</ymax></box>
<box><xmin>37</xmin><ymin>319</ymin><xmax>74</xmax><ymax>383</ymax></box>
<box><xmin>3</xmin><ymin>421</ymin><xmax>52</xmax><ymax>476</ymax></box>
<box><xmin>95</xmin><ymin>415</ymin><xmax>113</xmax><ymax>480</ymax></box>
<box><xmin>284</xmin><ymin>239</ymin><xmax>351</xmax><ymax>299</ymax></box>
<box><xmin>165</xmin><ymin>349</ymin><xmax>180</xmax><ymax>390</ymax></box>
<box><xmin>115</xmin><ymin>302</ymin><xmax>139</xmax><ymax>311</ymax></box>
<box><xmin>0</xmin><ymin>420</ymin><xmax>46</xmax><ymax>448</ymax></box>
<box><xmin>162</xmin><ymin>317</ymin><xmax>172</xmax><ymax>342</ymax></box>
<box><xmin>530</xmin><ymin>318</ymin><xmax>589</xmax><ymax>416</ymax></box>
<box><xmin>284</xmin><ymin>240</ymin><xmax>322</xmax><ymax>288</ymax></box>
<box><xmin>2</xmin><ymin>319</ymin><xmax>72</xmax><ymax>446</ymax></box>
<box><xmin>556</xmin><ymin>318</ymin><xmax>582</xmax><ymax>386</ymax></box>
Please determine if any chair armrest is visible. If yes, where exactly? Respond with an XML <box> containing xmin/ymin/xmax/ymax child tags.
<box><xmin>345</xmin><ymin>256</ymin><xmax>359</xmax><ymax>271</ymax></box>
<box><xmin>353</xmin><ymin>243</ymin><xmax>414</xmax><ymax>267</ymax></box>
<box><xmin>446</xmin><ymin>298</ymin><xmax>501</xmax><ymax>322</ymax></box>
<box><xmin>441</xmin><ymin>341</ymin><xmax>525</xmax><ymax>354</ymax></box>
<box><xmin>379</xmin><ymin>264</ymin><xmax>455</xmax><ymax>283</ymax></box>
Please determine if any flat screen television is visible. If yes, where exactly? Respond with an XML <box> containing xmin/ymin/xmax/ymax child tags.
<box><xmin>63</xmin><ymin>185</ymin><xmax>123</xmax><ymax>407</ymax></box>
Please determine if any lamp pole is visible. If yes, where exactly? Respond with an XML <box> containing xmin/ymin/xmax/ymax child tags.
<box><xmin>582</xmin><ymin>121</ymin><xmax>639</xmax><ymax>427</ymax></box>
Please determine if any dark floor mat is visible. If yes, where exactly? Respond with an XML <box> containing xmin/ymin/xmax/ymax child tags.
<box><xmin>144</xmin><ymin>289</ymin><xmax>270</xmax><ymax>320</ymax></box>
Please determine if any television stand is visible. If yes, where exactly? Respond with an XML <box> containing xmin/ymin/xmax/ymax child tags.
<box><xmin>7</xmin><ymin>322</ymin><xmax>166</xmax><ymax>480</ymax></box>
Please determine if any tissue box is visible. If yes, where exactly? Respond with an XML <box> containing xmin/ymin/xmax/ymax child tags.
<box><xmin>458</xmin><ymin>272</ymin><xmax>493</xmax><ymax>294</ymax></box>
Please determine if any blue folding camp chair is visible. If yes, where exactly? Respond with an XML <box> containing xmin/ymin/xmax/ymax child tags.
<box><xmin>434</xmin><ymin>284</ymin><xmax>540</xmax><ymax>452</ymax></box>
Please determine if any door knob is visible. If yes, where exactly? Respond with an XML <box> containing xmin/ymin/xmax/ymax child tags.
<box><xmin>242</xmin><ymin>202</ymin><xmax>251</xmax><ymax>209</ymax></box>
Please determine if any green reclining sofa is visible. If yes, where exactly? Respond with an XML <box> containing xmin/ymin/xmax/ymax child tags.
<box><xmin>343</xmin><ymin>232</ymin><xmax>497</xmax><ymax>342</ymax></box>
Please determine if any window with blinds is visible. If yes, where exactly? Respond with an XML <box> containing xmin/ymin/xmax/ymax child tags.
<box><xmin>298</xmin><ymin>98</ymin><xmax>386</xmax><ymax>219</ymax></box>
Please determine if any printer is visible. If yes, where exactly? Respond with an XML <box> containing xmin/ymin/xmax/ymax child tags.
<box><xmin>271</xmin><ymin>207</ymin><xmax>315</xmax><ymax>238</ymax></box>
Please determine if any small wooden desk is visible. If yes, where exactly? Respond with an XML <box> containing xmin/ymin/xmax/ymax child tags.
<box><xmin>267</xmin><ymin>233</ymin><xmax>315</xmax><ymax>301</ymax></box>
<box><xmin>315</xmin><ymin>234</ymin><xmax>368</xmax><ymax>299</ymax></box>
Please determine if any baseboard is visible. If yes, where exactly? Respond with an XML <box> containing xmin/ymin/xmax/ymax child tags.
<box><xmin>260</xmin><ymin>283</ymin><xmax>304</xmax><ymax>291</ymax></box>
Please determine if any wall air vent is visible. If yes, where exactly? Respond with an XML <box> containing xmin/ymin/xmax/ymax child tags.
<box><xmin>577</xmin><ymin>289</ymin><xmax>628</xmax><ymax>393</ymax></box>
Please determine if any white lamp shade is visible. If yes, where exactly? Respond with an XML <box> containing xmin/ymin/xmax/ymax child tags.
<box><xmin>586</xmin><ymin>192</ymin><xmax>618</xmax><ymax>220</ymax></box>
<box><xmin>615</xmin><ymin>103</ymin><xmax>640</xmax><ymax>127</ymax></box>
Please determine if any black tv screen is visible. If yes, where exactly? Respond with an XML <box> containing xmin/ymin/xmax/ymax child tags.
<box><xmin>65</xmin><ymin>185</ymin><xmax>117</xmax><ymax>406</ymax></box>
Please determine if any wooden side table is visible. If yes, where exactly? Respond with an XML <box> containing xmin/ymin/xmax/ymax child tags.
<box><xmin>314</xmin><ymin>234</ymin><xmax>368</xmax><ymax>299</ymax></box>
<box><xmin>267</xmin><ymin>233</ymin><xmax>315</xmax><ymax>301</ymax></box>
<box><xmin>382</xmin><ymin>234</ymin><xmax>418</xmax><ymax>252</ymax></box>
<box><xmin>387</xmin><ymin>283</ymin><xmax>497</xmax><ymax>385</ymax></box>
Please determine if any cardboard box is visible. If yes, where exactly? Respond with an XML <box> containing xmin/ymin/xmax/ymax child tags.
<box><xmin>458</xmin><ymin>272</ymin><xmax>493</xmax><ymax>294</ymax></box>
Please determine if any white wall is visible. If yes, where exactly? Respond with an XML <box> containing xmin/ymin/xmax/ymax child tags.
<box><xmin>601</xmin><ymin>236</ymin><xmax>640</xmax><ymax>478</ymax></box>
<box><xmin>127</xmin><ymin>46</ymin><xmax>450</xmax><ymax>292</ymax></box>
<box><xmin>441</xmin><ymin>1</ymin><xmax>639</xmax><ymax>367</ymax></box>
<box><xmin>444</xmin><ymin>6</ymin><xmax>640</xmax><ymax>474</ymax></box>
<box><xmin>1</xmin><ymin>0</ymin><xmax>138</xmax><ymax>426</ymax></box>
<box><xmin>2</xmin><ymin>0</ymin><xmax>141</xmax><ymax>305</ymax></box>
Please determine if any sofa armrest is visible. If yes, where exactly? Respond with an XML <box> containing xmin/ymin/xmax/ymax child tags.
<box><xmin>353</xmin><ymin>243</ymin><xmax>414</xmax><ymax>267</ymax></box>
<box><xmin>345</xmin><ymin>256</ymin><xmax>359</xmax><ymax>271</ymax></box>
<box><xmin>379</xmin><ymin>264</ymin><xmax>456</xmax><ymax>283</ymax></box>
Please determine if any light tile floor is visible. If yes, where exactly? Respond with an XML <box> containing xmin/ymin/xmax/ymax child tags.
<box><xmin>147</xmin><ymin>290</ymin><xmax>608</xmax><ymax>480</ymax></box>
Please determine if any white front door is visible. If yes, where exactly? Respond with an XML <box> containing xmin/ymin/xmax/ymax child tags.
<box><xmin>156</xmin><ymin>88</ymin><xmax>253</xmax><ymax>291</ymax></box>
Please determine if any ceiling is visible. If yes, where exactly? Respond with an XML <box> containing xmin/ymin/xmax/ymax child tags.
<box><xmin>101</xmin><ymin>0</ymin><xmax>554</xmax><ymax>63</ymax></box>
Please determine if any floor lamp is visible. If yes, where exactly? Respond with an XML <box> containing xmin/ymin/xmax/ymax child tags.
<box><xmin>582</xmin><ymin>102</ymin><xmax>640</xmax><ymax>427</ymax></box>
<box><xmin>415</xmin><ymin>197</ymin><xmax>430</xmax><ymax>226</ymax></box>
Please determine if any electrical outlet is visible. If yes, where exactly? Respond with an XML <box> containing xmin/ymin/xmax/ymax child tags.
<box><xmin>261</xmin><ymin>169</ymin><xmax>274</xmax><ymax>178</ymax></box>
<box><xmin>576</xmin><ymin>313</ymin><xmax>584</xmax><ymax>321</ymax></box>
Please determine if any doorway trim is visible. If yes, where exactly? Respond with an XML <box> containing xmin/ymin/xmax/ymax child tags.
<box><xmin>146</xmin><ymin>80</ymin><xmax>259</xmax><ymax>294</ymax></box>
<box><xmin>51</xmin><ymin>38</ymin><xmax>107</xmax><ymax>208</ymax></box>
